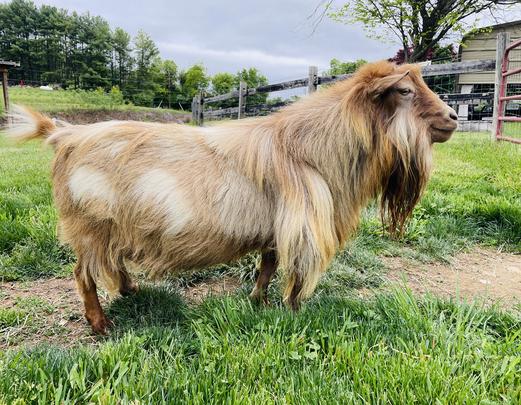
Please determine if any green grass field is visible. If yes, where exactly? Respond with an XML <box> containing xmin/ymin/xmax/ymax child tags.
<box><xmin>0</xmin><ymin>86</ymin><xmax>185</xmax><ymax>115</ymax></box>
<box><xmin>0</xmin><ymin>132</ymin><xmax>520</xmax><ymax>403</ymax></box>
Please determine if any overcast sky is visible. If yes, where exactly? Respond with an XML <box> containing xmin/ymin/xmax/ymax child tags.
<box><xmin>25</xmin><ymin>0</ymin><xmax>521</xmax><ymax>85</ymax></box>
<box><xmin>25</xmin><ymin>0</ymin><xmax>389</xmax><ymax>82</ymax></box>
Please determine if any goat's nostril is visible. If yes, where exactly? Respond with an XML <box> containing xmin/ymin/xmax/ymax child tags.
<box><xmin>449</xmin><ymin>112</ymin><xmax>458</xmax><ymax>121</ymax></box>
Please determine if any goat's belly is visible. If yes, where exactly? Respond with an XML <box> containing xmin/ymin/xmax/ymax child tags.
<box><xmin>126</xmin><ymin>224</ymin><xmax>269</xmax><ymax>276</ymax></box>
<box><xmin>115</xmin><ymin>163</ymin><xmax>275</xmax><ymax>274</ymax></box>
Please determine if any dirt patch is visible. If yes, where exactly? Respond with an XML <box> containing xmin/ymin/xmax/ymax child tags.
<box><xmin>2</xmin><ymin>248</ymin><xmax>520</xmax><ymax>349</ymax></box>
<box><xmin>181</xmin><ymin>275</ymin><xmax>242</xmax><ymax>303</ymax></box>
<box><xmin>383</xmin><ymin>248</ymin><xmax>521</xmax><ymax>307</ymax></box>
<box><xmin>51</xmin><ymin>109</ymin><xmax>191</xmax><ymax>125</ymax></box>
<box><xmin>0</xmin><ymin>278</ymin><xmax>101</xmax><ymax>349</ymax></box>
<box><xmin>0</xmin><ymin>275</ymin><xmax>242</xmax><ymax>349</ymax></box>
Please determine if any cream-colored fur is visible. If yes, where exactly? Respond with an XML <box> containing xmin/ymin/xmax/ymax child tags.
<box><xmin>4</xmin><ymin>61</ymin><xmax>457</xmax><ymax>313</ymax></box>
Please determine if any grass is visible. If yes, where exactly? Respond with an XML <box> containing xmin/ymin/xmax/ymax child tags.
<box><xmin>0</xmin><ymin>139</ymin><xmax>72</xmax><ymax>281</ymax></box>
<box><xmin>0</xmin><ymin>297</ymin><xmax>54</xmax><ymax>329</ymax></box>
<box><xmin>0</xmin><ymin>131</ymin><xmax>520</xmax><ymax>402</ymax></box>
<box><xmin>0</xmin><ymin>87</ymin><xmax>184</xmax><ymax>115</ymax></box>
<box><xmin>502</xmin><ymin>122</ymin><xmax>521</xmax><ymax>139</ymax></box>
<box><xmin>0</xmin><ymin>289</ymin><xmax>520</xmax><ymax>403</ymax></box>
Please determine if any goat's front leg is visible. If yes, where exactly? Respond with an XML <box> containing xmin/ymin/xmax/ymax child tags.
<box><xmin>249</xmin><ymin>250</ymin><xmax>278</xmax><ymax>305</ymax></box>
<box><xmin>275</xmin><ymin>170</ymin><xmax>338</xmax><ymax>311</ymax></box>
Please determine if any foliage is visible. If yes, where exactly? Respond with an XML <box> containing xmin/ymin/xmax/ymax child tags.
<box><xmin>156</xmin><ymin>59</ymin><xmax>178</xmax><ymax>109</ymax></box>
<box><xmin>389</xmin><ymin>44</ymin><xmax>457</xmax><ymax>65</ymax></box>
<box><xmin>211</xmin><ymin>72</ymin><xmax>236</xmax><ymax>95</ymax></box>
<box><xmin>326</xmin><ymin>0</ymin><xmax>518</xmax><ymax>62</ymax></box>
<box><xmin>209</xmin><ymin>68</ymin><xmax>269</xmax><ymax>109</ymax></box>
<box><xmin>235</xmin><ymin>67</ymin><xmax>269</xmax><ymax>105</ymax></box>
<box><xmin>178</xmin><ymin>64</ymin><xmax>210</xmax><ymax>108</ymax></box>
<box><xmin>0</xmin><ymin>0</ymin><xmax>267</xmax><ymax>111</ymax></box>
<box><xmin>0</xmin><ymin>0</ymin><xmax>112</xmax><ymax>88</ymax></box>
<box><xmin>210</xmin><ymin>72</ymin><xmax>237</xmax><ymax>109</ymax></box>
<box><xmin>111</xmin><ymin>27</ymin><xmax>132</xmax><ymax>88</ymax></box>
<box><xmin>326</xmin><ymin>58</ymin><xmax>367</xmax><ymax>75</ymax></box>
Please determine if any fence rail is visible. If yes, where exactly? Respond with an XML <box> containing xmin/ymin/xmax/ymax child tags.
<box><xmin>200</xmin><ymin>59</ymin><xmax>495</xmax><ymax>111</ymax></box>
<box><xmin>439</xmin><ymin>92</ymin><xmax>493</xmax><ymax>105</ymax></box>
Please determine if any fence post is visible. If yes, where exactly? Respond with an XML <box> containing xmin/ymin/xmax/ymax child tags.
<box><xmin>191</xmin><ymin>96</ymin><xmax>198</xmax><ymax>124</ymax></box>
<box><xmin>238</xmin><ymin>80</ymin><xmax>247</xmax><ymax>119</ymax></box>
<box><xmin>197</xmin><ymin>91</ymin><xmax>204</xmax><ymax>126</ymax></box>
<box><xmin>1</xmin><ymin>68</ymin><xmax>9</xmax><ymax>111</ymax></box>
<box><xmin>492</xmin><ymin>32</ymin><xmax>509</xmax><ymax>141</ymax></box>
<box><xmin>308</xmin><ymin>66</ymin><xmax>318</xmax><ymax>93</ymax></box>
<box><xmin>192</xmin><ymin>93</ymin><xmax>204</xmax><ymax>126</ymax></box>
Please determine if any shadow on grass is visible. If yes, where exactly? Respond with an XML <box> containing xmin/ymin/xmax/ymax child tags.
<box><xmin>106</xmin><ymin>283</ymin><xmax>188</xmax><ymax>335</ymax></box>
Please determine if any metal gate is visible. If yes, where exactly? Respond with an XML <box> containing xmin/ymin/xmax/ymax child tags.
<box><xmin>495</xmin><ymin>38</ymin><xmax>521</xmax><ymax>144</ymax></box>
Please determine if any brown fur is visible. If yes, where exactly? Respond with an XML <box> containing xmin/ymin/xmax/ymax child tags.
<box><xmin>4</xmin><ymin>61</ymin><xmax>457</xmax><ymax>333</ymax></box>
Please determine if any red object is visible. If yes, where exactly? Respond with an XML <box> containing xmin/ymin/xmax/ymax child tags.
<box><xmin>495</xmin><ymin>38</ymin><xmax>521</xmax><ymax>142</ymax></box>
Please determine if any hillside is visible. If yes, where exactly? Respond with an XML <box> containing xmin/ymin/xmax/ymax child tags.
<box><xmin>0</xmin><ymin>87</ymin><xmax>191</xmax><ymax>124</ymax></box>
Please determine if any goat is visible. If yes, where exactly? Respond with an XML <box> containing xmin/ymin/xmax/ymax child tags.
<box><xmin>5</xmin><ymin>61</ymin><xmax>457</xmax><ymax>334</ymax></box>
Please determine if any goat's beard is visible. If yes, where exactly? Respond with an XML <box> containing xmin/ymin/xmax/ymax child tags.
<box><xmin>379</xmin><ymin>111</ymin><xmax>432</xmax><ymax>235</ymax></box>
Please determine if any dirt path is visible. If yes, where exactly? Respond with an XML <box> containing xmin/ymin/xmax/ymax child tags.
<box><xmin>383</xmin><ymin>248</ymin><xmax>521</xmax><ymax>307</ymax></box>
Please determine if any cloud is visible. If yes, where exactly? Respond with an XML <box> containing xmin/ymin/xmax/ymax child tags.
<box><xmin>158</xmin><ymin>42</ymin><xmax>326</xmax><ymax>68</ymax></box>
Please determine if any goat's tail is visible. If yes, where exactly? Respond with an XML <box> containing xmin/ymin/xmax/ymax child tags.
<box><xmin>4</xmin><ymin>105</ymin><xmax>58</xmax><ymax>142</ymax></box>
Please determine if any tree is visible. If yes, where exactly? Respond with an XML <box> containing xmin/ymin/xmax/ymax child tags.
<box><xmin>134</xmin><ymin>30</ymin><xmax>159</xmax><ymax>76</ymax></box>
<box><xmin>210</xmin><ymin>72</ymin><xmax>236</xmax><ymax>108</ymax></box>
<box><xmin>178</xmin><ymin>64</ymin><xmax>209</xmax><ymax>108</ymax></box>
<box><xmin>212</xmin><ymin>72</ymin><xmax>236</xmax><ymax>95</ymax></box>
<box><xmin>327</xmin><ymin>58</ymin><xmax>366</xmax><ymax>75</ymax></box>
<box><xmin>324</xmin><ymin>0</ymin><xmax>519</xmax><ymax>62</ymax></box>
<box><xmin>128</xmin><ymin>30</ymin><xmax>160</xmax><ymax>106</ymax></box>
<box><xmin>155</xmin><ymin>59</ymin><xmax>178</xmax><ymax>108</ymax></box>
<box><xmin>112</xmin><ymin>27</ymin><xmax>132</xmax><ymax>87</ymax></box>
<box><xmin>234</xmin><ymin>67</ymin><xmax>268</xmax><ymax>105</ymax></box>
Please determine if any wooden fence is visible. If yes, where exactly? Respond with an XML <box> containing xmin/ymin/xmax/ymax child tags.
<box><xmin>192</xmin><ymin>59</ymin><xmax>496</xmax><ymax>126</ymax></box>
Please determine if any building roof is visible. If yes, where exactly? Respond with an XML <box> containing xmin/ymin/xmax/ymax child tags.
<box><xmin>482</xmin><ymin>19</ymin><xmax>521</xmax><ymax>31</ymax></box>
<box><xmin>0</xmin><ymin>61</ymin><xmax>20</xmax><ymax>67</ymax></box>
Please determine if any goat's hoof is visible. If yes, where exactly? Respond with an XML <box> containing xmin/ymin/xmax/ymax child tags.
<box><xmin>249</xmin><ymin>290</ymin><xmax>269</xmax><ymax>306</ymax></box>
<box><xmin>87</xmin><ymin>314</ymin><xmax>113</xmax><ymax>335</ymax></box>
<box><xmin>120</xmin><ymin>282</ymin><xmax>139</xmax><ymax>297</ymax></box>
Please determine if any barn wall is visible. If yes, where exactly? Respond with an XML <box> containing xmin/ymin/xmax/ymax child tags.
<box><xmin>459</xmin><ymin>24</ymin><xmax>521</xmax><ymax>85</ymax></box>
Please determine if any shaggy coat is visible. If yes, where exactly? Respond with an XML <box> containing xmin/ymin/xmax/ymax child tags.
<box><xmin>6</xmin><ymin>61</ymin><xmax>457</xmax><ymax>334</ymax></box>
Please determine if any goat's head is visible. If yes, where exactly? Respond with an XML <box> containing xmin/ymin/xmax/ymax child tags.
<box><xmin>365</xmin><ymin>61</ymin><xmax>458</xmax><ymax>144</ymax></box>
<box><xmin>342</xmin><ymin>61</ymin><xmax>458</xmax><ymax>234</ymax></box>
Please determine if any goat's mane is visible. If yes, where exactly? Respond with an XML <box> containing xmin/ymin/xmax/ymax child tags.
<box><xmin>242</xmin><ymin>61</ymin><xmax>432</xmax><ymax>238</ymax></box>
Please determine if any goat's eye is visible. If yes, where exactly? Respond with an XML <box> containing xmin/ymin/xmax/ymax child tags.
<box><xmin>398</xmin><ymin>88</ymin><xmax>412</xmax><ymax>96</ymax></box>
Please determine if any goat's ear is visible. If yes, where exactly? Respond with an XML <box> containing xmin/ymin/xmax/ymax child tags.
<box><xmin>370</xmin><ymin>71</ymin><xmax>410</xmax><ymax>98</ymax></box>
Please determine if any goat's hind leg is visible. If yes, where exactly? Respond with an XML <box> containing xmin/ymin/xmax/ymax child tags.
<box><xmin>117</xmin><ymin>266</ymin><xmax>139</xmax><ymax>296</ymax></box>
<box><xmin>73</xmin><ymin>258</ymin><xmax>112</xmax><ymax>335</ymax></box>
<box><xmin>106</xmin><ymin>257</ymin><xmax>139</xmax><ymax>297</ymax></box>
<box><xmin>249</xmin><ymin>250</ymin><xmax>278</xmax><ymax>305</ymax></box>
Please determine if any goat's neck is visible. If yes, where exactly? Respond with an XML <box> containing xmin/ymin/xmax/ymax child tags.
<box><xmin>269</xmin><ymin>93</ymin><xmax>383</xmax><ymax>244</ymax></box>
<box><xmin>276</xmin><ymin>94</ymin><xmax>378</xmax><ymax>189</ymax></box>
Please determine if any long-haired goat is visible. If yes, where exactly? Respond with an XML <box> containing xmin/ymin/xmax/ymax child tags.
<box><xmin>6</xmin><ymin>61</ymin><xmax>457</xmax><ymax>334</ymax></box>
